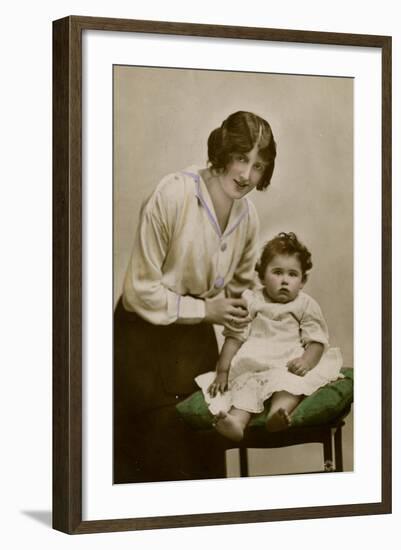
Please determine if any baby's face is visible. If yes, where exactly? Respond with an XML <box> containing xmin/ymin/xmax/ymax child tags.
<box><xmin>262</xmin><ymin>253</ymin><xmax>305</xmax><ymax>303</ymax></box>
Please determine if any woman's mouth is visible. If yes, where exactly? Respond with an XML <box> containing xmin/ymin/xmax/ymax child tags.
<box><xmin>234</xmin><ymin>179</ymin><xmax>249</xmax><ymax>189</ymax></box>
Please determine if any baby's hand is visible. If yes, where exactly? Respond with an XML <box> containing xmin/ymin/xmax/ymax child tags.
<box><xmin>208</xmin><ymin>372</ymin><xmax>229</xmax><ymax>397</ymax></box>
<box><xmin>287</xmin><ymin>357</ymin><xmax>313</xmax><ymax>377</ymax></box>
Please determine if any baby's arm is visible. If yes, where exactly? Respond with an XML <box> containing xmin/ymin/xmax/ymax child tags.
<box><xmin>288</xmin><ymin>294</ymin><xmax>329</xmax><ymax>376</ymax></box>
<box><xmin>287</xmin><ymin>342</ymin><xmax>324</xmax><ymax>377</ymax></box>
<box><xmin>208</xmin><ymin>337</ymin><xmax>243</xmax><ymax>396</ymax></box>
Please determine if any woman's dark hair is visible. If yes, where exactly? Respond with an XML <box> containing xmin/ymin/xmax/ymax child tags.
<box><xmin>207</xmin><ymin>111</ymin><xmax>277</xmax><ymax>190</ymax></box>
<box><xmin>256</xmin><ymin>232</ymin><xmax>313</xmax><ymax>282</ymax></box>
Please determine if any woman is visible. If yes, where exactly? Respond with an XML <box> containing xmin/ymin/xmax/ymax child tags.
<box><xmin>114</xmin><ymin>111</ymin><xmax>277</xmax><ymax>483</ymax></box>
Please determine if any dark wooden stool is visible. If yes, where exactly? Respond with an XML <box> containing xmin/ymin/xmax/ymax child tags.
<box><xmin>176</xmin><ymin>369</ymin><xmax>354</xmax><ymax>478</ymax></box>
<box><xmin>224</xmin><ymin>407</ymin><xmax>351</xmax><ymax>477</ymax></box>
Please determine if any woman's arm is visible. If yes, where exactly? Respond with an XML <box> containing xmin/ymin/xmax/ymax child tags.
<box><xmin>204</xmin><ymin>295</ymin><xmax>250</xmax><ymax>329</ymax></box>
<box><xmin>123</xmin><ymin>177</ymin><xmax>213</xmax><ymax>325</ymax></box>
<box><xmin>124</xmin><ymin>176</ymin><xmax>256</xmax><ymax>327</ymax></box>
<box><xmin>125</xmin><ymin>202</ymin><xmax>251</xmax><ymax>326</ymax></box>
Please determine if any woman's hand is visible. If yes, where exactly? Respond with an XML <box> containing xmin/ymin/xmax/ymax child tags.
<box><xmin>287</xmin><ymin>357</ymin><xmax>314</xmax><ymax>377</ymax></box>
<box><xmin>208</xmin><ymin>371</ymin><xmax>229</xmax><ymax>397</ymax></box>
<box><xmin>205</xmin><ymin>295</ymin><xmax>250</xmax><ymax>329</ymax></box>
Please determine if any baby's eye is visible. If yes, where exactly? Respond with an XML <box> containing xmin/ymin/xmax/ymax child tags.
<box><xmin>272</xmin><ymin>269</ymin><xmax>282</xmax><ymax>275</ymax></box>
<box><xmin>289</xmin><ymin>271</ymin><xmax>300</xmax><ymax>277</ymax></box>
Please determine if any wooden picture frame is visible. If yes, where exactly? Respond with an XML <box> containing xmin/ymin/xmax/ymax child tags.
<box><xmin>53</xmin><ymin>15</ymin><xmax>391</xmax><ymax>534</ymax></box>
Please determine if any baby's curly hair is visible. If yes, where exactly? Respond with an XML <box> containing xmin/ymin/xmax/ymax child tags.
<box><xmin>256</xmin><ymin>232</ymin><xmax>313</xmax><ymax>282</ymax></box>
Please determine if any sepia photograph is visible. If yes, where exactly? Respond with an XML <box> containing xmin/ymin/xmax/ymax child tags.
<box><xmin>3</xmin><ymin>0</ymin><xmax>397</xmax><ymax>546</ymax></box>
<box><xmin>52</xmin><ymin>15</ymin><xmax>390</xmax><ymax>533</ymax></box>
<box><xmin>112</xmin><ymin>65</ymin><xmax>354</xmax><ymax>485</ymax></box>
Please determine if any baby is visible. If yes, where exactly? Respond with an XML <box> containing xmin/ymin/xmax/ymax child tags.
<box><xmin>196</xmin><ymin>232</ymin><xmax>343</xmax><ymax>441</ymax></box>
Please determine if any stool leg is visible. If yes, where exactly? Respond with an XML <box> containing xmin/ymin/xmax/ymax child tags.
<box><xmin>334</xmin><ymin>425</ymin><xmax>344</xmax><ymax>472</ymax></box>
<box><xmin>239</xmin><ymin>448</ymin><xmax>249</xmax><ymax>477</ymax></box>
<box><xmin>323</xmin><ymin>430</ymin><xmax>334</xmax><ymax>472</ymax></box>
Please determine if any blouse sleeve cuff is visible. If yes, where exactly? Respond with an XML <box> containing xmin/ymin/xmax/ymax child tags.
<box><xmin>174</xmin><ymin>294</ymin><xmax>206</xmax><ymax>323</ymax></box>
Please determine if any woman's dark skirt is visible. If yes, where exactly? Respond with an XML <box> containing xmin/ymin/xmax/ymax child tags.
<box><xmin>113</xmin><ymin>297</ymin><xmax>226</xmax><ymax>483</ymax></box>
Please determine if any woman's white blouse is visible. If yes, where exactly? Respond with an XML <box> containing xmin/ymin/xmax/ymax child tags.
<box><xmin>122</xmin><ymin>166</ymin><xmax>260</xmax><ymax>325</ymax></box>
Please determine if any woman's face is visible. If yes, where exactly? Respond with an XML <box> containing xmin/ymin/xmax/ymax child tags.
<box><xmin>219</xmin><ymin>143</ymin><xmax>267</xmax><ymax>200</ymax></box>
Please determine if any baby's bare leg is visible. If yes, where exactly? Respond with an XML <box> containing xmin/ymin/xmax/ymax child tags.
<box><xmin>266</xmin><ymin>391</ymin><xmax>302</xmax><ymax>432</ymax></box>
<box><xmin>214</xmin><ymin>407</ymin><xmax>251</xmax><ymax>442</ymax></box>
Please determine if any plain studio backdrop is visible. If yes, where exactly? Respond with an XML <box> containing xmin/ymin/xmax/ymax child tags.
<box><xmin>114</xmin><ymin>66</ymin><xmax>353</xmax><ymax>361</ymax></box>
<box><xmin>1</xmin><ymin>0</ymin><xmax>399</xmax><ymax>549</ymax></box>
<box><xmin>114</xmin><ymin>66</ymin><xmax>354</xmax><ymax>474</ymax></box>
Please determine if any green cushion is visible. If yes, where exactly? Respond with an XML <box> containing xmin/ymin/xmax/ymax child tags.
<box><xmin>176</xmin><ymin>389</ymin><xmax>216</xmax><ymax>430</ymax></box>
<box><xmin>176</xmin><ymin>367</ymin><xmax>353</xmax><ymax>430</ymax></box>
<box><xmin>290</xmin><ymin>367</ymin><xmax>353</xmax><ymax>427</ymax></box>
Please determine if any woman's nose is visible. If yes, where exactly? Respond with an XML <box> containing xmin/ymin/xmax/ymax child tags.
<box><xmin>240</xmin><ymin>163</ymin><xmax>252</xmax><ymax>180</ymax></box>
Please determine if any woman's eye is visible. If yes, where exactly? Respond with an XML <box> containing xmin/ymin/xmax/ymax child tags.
<box><xmin>253</xmin><ymin>163</ymin><xmax>264</xmax><ymax>171</ymax></box>
<box><xmin>232</xmin><ymin>153</ymin><xmax>247</xmax><ymax>163</ymax></box>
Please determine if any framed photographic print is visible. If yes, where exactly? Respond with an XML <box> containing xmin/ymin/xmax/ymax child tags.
<box><xmin>53</xmin><ymin>16</ymin><xmax>391</xmax><ymax>534</ymax></box>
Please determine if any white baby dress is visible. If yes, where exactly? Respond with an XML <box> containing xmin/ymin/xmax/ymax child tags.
<box><xmin>196</xmin><ymin>288</ymin><xmax>343</xmax><ymax>415</ymax></box>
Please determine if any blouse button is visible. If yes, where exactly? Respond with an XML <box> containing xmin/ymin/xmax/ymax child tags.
<box><xmin>214</xmin><ymin>277</ymin><xmax>225</xmax><ymax>289</ymax></box>
<box><xmin>220</xmin><ymin>242</ymin><xmax>227</xmax><ymax>252</ymax></box>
